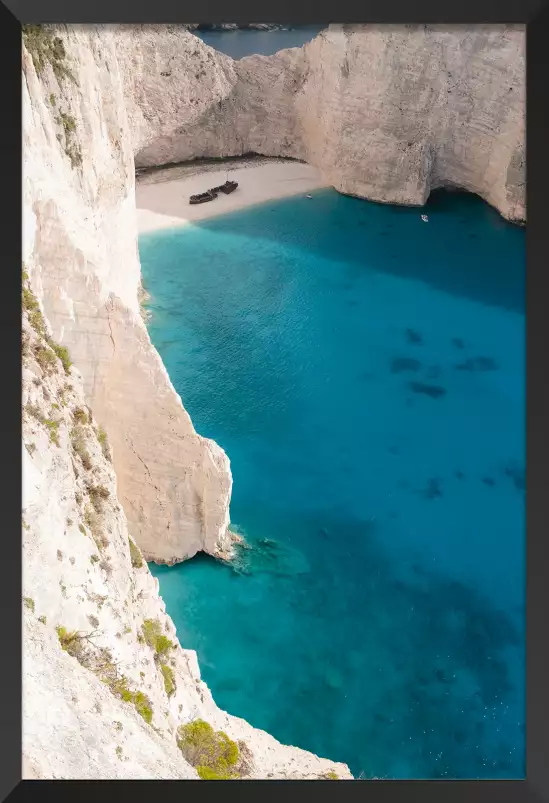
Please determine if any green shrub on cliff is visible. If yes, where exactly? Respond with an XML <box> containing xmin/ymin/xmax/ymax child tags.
<box><xmin>177</xmin><ymin>719</ymin><xmax>241</xmax><ymax>779</ymax></box>
<box><xmin>51</xmin><ymin>342</ymin><xmax>72</xmax><ymax>374</ymax></box>
<box><xmin>160</xmin><ymin>662</ymin><xmax>176</xmax><ymax>697</ymax></box>
<box><xmin>23</xmin><ymin>596</ymin><xmax>35</xmax><ymax>613</ymax></box>
<box><xmin>142</xmin><ymin>619</ymin><xmax>174</xmax><ymax>658</ymax></box>
<box><xmin>128</xmin><ymin>537</ymin><xmax>143</xmax><ymax>569</ymax></box>
<box><xmin>321</xmin><ymin>770</ymin><xmax>339</xmax><ymax>779</ymax></box>
<box><xmin>22</xmin><ymin>277</ymin><xmax>73</xmax><ymax>374</ymax></box>
<box><xmin>96</xmin><ymin>426</ymin><xmax>112</xmax><ymax>461</ymax></box>
<box><xmin>22</xmin><ymin>25</ymin><xmax>76</xmax><ymax>84</ymax></box>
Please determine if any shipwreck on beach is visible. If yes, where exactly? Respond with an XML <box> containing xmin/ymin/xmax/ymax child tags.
<box><xmin>189</xmin><ymin>179</ymin><xmax>238</xmax><ymax>205</ymax></box>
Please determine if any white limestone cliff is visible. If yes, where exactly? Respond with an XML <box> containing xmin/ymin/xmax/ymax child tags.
<box><xmin>123</xmin><ymin>23</ymin><xmax>525</xmax><ymax>223</ymax></box>
<box><xmin>23</xmin><ymin>26</ymin><xmax>235</xmax><ymax>565</ymax></box>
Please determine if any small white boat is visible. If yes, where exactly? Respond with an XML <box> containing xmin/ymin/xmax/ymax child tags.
<box><xmin>421</xmin><ymin>214</ymin><xmax>429</xmax><ymax>222</ymax></box>
<box><xmin>306</xmin><ymin>194</ymin><xmax>313</xmax><ymax>199</ymax></box>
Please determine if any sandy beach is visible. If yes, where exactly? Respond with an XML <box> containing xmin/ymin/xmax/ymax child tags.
<box><xmin>136</xmin><ymin>158</ymin><xmax>327</xmax><ymax>234</ymax></box>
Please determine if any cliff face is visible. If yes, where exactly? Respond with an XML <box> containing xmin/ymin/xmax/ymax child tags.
<box><xmin>125</xmin><ymin>23</ymin><xmax>525</xmax><ymax>223</ymax></box>
<box><xmin>23</xmin><ymin>26</ymin><xmax>234</xmax><ymax>565</ymax></box>
<box><xmin>22</xmin><ymin>277</ymin><xmax>352</xmax><ymax>779</ymax></box>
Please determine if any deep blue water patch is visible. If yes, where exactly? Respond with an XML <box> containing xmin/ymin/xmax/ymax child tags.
<box><xmin>140</xmin><ymin>188</ymin><xmax>525</xmax><ymax>779</ymax></box>
<box><xmin>197</xmin><ymin>26</ymin><xmax>325</xmax><ymax>59</ymax></box>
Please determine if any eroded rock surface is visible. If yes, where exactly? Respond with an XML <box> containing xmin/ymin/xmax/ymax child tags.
<box><xmin>121</xmin><ymin>24</ymin><xmax>525</xmax><ymax>222</ymax></box>
<box><xmin>23</xmin><ymin>27</ymin><xmax>233</xmax><ymax>564</ymax></box>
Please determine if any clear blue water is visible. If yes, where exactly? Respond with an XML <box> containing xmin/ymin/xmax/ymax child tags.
<box><xmin>197</xmin><ymin>26</ymin><xmax>324</xmax><ymax>59</ymax></box>
<box><xmin>139</xmin><ymin>188</ymin><xmax>525</xmax><ymax>779</ymax></box>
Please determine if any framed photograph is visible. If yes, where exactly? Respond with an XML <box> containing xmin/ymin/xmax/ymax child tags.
<box><xmin>6</xmin><ymin>2</ymin><xmax>547</xmax><ymax>801</ymax></box>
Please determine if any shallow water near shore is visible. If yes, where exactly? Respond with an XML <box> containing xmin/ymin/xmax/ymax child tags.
<box><xmin>140</xmin><ymin>188</ymin><xmax>525</xmax><ymax>779</ymax></box>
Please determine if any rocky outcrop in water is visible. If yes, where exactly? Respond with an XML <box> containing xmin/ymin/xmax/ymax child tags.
<box><xmin>124</xmin><ymin>23</ymin><xmax>525</xmax><ymax>223</ymax></box>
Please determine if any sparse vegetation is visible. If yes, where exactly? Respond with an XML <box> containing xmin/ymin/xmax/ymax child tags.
<box><xmin>131</xmin><ymin>691</ymin><xmax>153</xmax><ymax>724</ymax></box>
<box><xmin>141</xmin><ymin>619</ymin><xmax>174</xmax><ymax>659</ymax></box>
<box><xmin>24</xmin><ymin>596</ymin><xmax>35</xmax><ymax>613</ymax></box>
<box><xmin>38</xmin><ymin>615</ymin><xmax>47</xmax><ymax>625</ymax></box>
<box><xmin>54</xmin><ymin>627</ymin><xmax>153</xmax><ymax>724</ymax></box>
<box><xmin>321</xmin><ymin>770</ymin><xmax>340</xmax><ymax>780</ymax></box>
<box><xmin>71</xmin><ymin>425</ymin><xmax>92</xmax><ymax>469</ymax></box>
<box><xmin>113</xmin><ymin>721</ymin><xmax>123</xmax><ymax>732</ymax></box>
<box><xmin>22</xmin><ymin>285</ymin><xmax>46</xmax><ymax>338</ymax></box>
<box><xmin>111</xmin><ymin>677</ymin><xmax>153</xmax><ymax>724</ymax></box>
<box><xmin>88</xmin><ymin>614</ymin><xmax>100</xmax><ymax>628</ymax></box>
<box><xmin>84</xmin><ymin>505</ymin><xmax>108</xmax><ymax>551</ymax></box>
<box><xmin>177</xmin><ymin>719</ymin><xmax>243</xmax><ymax>780</ymax></box>
<box><xmin>22</xmin><ymin>25</ymin><xmax>76</xmax><ymax>84</ymax></box>
<box><xmin>24</xmin><ymin>442</ymin><xmax>36</xmax><ymax>457</ymax></box>
<box><xmin>54</xmin><ymin>109</ymin><xmax>83</xmax><ymax>169</ymax></box>
<box><xmin>34</xmin><ymin>344</ymin><xmax>58</xmax><ymax>375</ymax></box>
<box><xmin>96</xmin><ymin>426</ymin><xmax>112</xmax><ymax>461</ymax></box>
<box><xmin>90</xmin><ymin>554</ymin><xmax>99</xmax><ymax>565</ymax></box>
<box><xmin>128</xmin><ymin>537</ymin><xmax>143</xmax><ymax>569</ymax></box>
<box><xmin>51</xmin><ymin>342</ymin><xmax>72</xmax><ymax>374</ymax></box>
<box><xmin>57</xmin><ymin>549</ymin><xmax>63</xmax><ymax>561</ymax></box>
<box><xmin>87</xmin><ymin>484</ymin><xmax>110</xmax><ymax>514</ymax></box>
<box><xmin>44</xmin><ymin>417</ymin><xmax>60</xmax><ymax>447</ymax></box>
<box><xmin>160</xmin><ymin>662</ymin><xmax>176</xmax><ymax>697</ymax></box>
<box><xmin>234</xmin><ymin>740</ymin><xmax>254</xmax><ymax>777</ymax></box>
<box><xmin>56</xmin><ymin>625</ymin><xmax>85</xmax><ymax>660</ymax></box>
<box><xmin>73</xmin><ymin>407</ymin><xmax>88</xmax><ymax>425</ymax></box>
<box><xmin>115</xmin><ymin>746</ymin><xmax>123</xmax><ymax>760</ymax></box>
<box><xmin>87</xmin><ymin>592</ymin><xmax>107</xmax><ymax>609</ymax></box>
<box><xmin>23</xmin><ymin>278</ymin><xmax>72</xmax><ymax>375</ymax></box>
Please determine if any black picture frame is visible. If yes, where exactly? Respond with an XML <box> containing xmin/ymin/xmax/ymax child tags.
<box><xmin>4</xmin><ymin>1</ymin><xmax>548</xmax><ymax>801</ymax></box>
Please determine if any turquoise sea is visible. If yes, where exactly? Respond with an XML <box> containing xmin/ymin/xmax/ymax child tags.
<box><xmin>139</xmin><ymin>188</ymin><xmax>525</xmax><ymax>779</ymax></box>
<box><xmin>196</xmin><ymin>26</ymin><xmax>324</xmax><ymax>59</ymax></box>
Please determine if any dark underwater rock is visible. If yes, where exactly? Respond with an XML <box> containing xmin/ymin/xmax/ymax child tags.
<box><xmin>391</xmin><ymin>357</ymin><xmax>421</xmax><ymax>373</ymax></box>
<box><xmin>423</xmin><ymin>478</ymin><xmax>443</xmax><ymax>499</ymax></box>
<box><xmin>455</xmin><ymin>356</ymin><xmax>498</xmax><ymax>372</ymax></box>
<box><xmin>502</xmin><ymin>461</ymin><xmax>525</xmax><ymax>490</ymax></box>
<box><xmin>409</xmin><ymin>381</ymin><xmax>447</xmax><ymax>399</ymax></box>
<box><xmin>405</xmin><ymin>328</ymin><xmax>423</xmax><ymax>345</ymax></box>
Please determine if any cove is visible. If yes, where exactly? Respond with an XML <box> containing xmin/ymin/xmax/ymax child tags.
<box><xmin>139</xmin><ymin>188</ymin><xmax>525</xmax><ymax>779</ymax></box>
<box><xmin>196</xmin><ymin>26</ymin><xmax>325</xmax><ymax>59</ymax></box>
